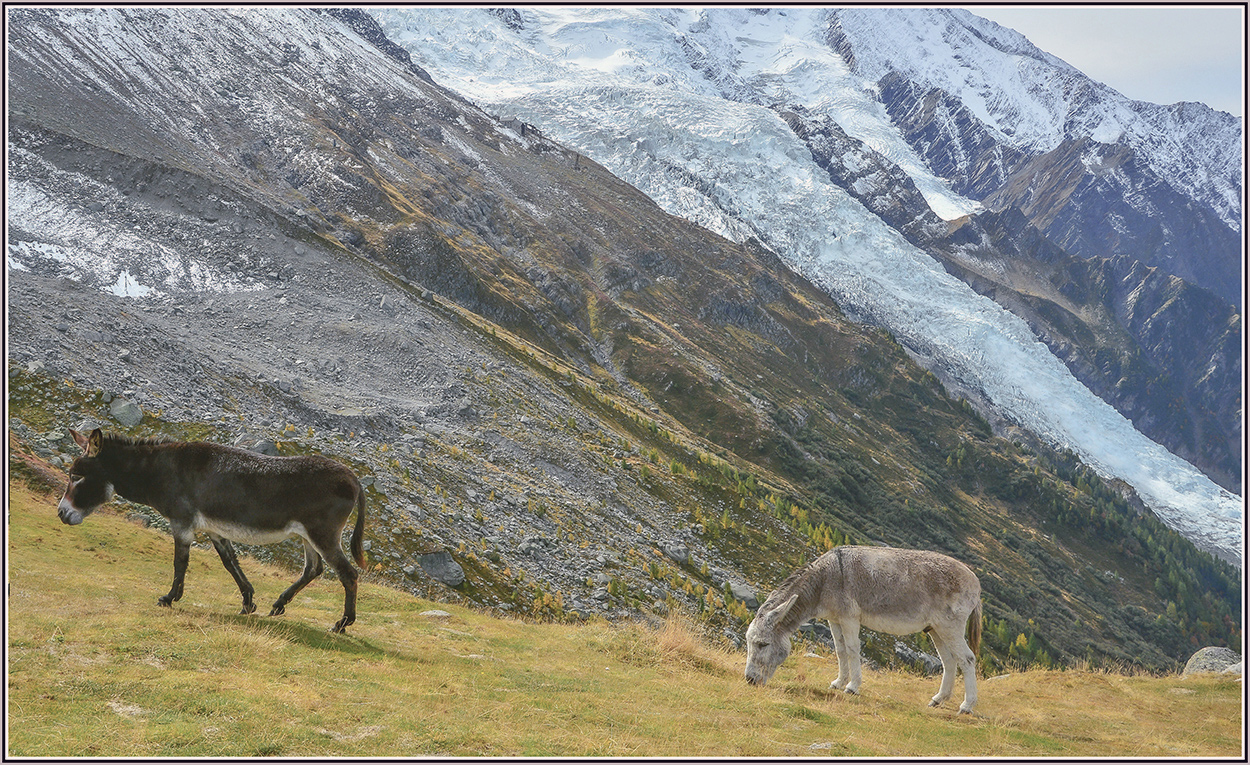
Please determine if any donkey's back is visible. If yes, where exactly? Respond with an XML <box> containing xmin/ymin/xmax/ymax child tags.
<box><xmin>831</xmin><ymin>546</ymin><xmax>980</xmax><ymax>631</ymax></box>
<box><xmin>183</xmin><ymin>444</ymin><xmax>362</xmax><ymax>528</ymax></box>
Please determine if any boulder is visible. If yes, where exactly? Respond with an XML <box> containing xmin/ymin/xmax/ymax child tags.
<box><xmin>518</xmin><ymin>535</ymin><xmax>554</xmax><ymax>557</ymax></box>
<box><xmin>661</xmin><ymin>541</ymin><xmax>689</xmax><ymax>565</ymax></box>
<box><xmin>1182</xmin><ymin>646</ymin><xmax>1240</xmax><ymax>675</ymax></box>
<box><xmin>108</xmin><ymin>397</ymin><xmax>143</xmax><ymax>428</ymax></box>
<box><xmin>798</xmin><ymin>620</ymin><xmax>832</xmax><ymax>641</ymax></box>
<box><xmin>729</xmin><ymin>581</ymin><xmax>759</xmax><ymax>610</ymax></box>
<box><xmin>248</xmin><ymin>439</ymin><xmax>280</xmax><ymax>456</ymax></box>
<box><xmin>894</xmin><ymin>640</ymin><xmax>943</xmax><ymax>675</ymax></box>
<box><xmin>418</xmin><ymin>551</ymin><xmax>465</xmax><ymax>587</ymax></box>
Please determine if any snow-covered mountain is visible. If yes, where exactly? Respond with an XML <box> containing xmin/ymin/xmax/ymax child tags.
<box><xmin>828</xmin><ymin>8</ymin><xmax>1241</xmax><ymax>225</ymax></box>
<box><xmin>826</xmin><ymin>8</ymin><xmax>1242</xmax><ymax>309</ymax></box>
<box><xmin>371</xmin><ymin>6</ymin><xmax>1243</xmax><ymax>564</ymax></box>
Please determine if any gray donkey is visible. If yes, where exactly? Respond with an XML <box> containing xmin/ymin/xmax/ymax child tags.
<box><xmin>744</xmin><ymin>545</ymin><xmax>982</xmax><ymax>714</ymax></box>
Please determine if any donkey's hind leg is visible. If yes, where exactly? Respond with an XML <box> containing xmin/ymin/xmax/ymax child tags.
<box><xmin>208</xmin><ymin>534</ymin><xmax>256</xmax><ymax>615</ymax></box>
<box><xmin>268</xmin><ymin>538</ymin><xmax>323</xmax><ymax>617</ymax></box>
<box><xmin>953</xmin><ymin>634</ymin><xmax>978</xmax><ymax>715</ymax></box>
<box><xmin>311</xmin><ymin>537</ymin><xmax>359</xmax><ymax>634</ymax></box>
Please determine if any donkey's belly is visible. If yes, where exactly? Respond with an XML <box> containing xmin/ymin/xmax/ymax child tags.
<box><xmin>858</xmin><ymin>613</ymin><xmax>929</xmax><ymax>636</ymax></box>
<box><xmin>193</xmin><ymin>513</ymin><xmax>307</xmax><ymax>545</ymax></box>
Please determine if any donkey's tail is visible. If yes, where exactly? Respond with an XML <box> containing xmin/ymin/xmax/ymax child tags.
<box><xmin>967</xmin><ymin>600</ymin><xmax>982</xmax><ymax>657</ymax></box>
<box><xmin>350</xmin><ymin>487</ymin><xmax>367</xmax><ymax>569</ymax></box>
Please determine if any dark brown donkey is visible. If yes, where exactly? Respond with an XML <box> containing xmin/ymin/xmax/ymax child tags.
<box><xmin>57</xmin><ymin>429</ymin><xmax>367</xmax><ymax>633</ymax></box>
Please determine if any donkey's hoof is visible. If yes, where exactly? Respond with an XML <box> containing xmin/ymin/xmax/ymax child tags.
<box><xmin>268</xmin><ymin>604</ymin><xmax>285</xmax><ymax>617</ymax></box>
<box><xmin>157</xmin><ymin>596</ymin><xmax>174</xmax><ymax>607</ymax></box>
<box><xmin>240</xmin><ymin>603</ymin><xmax>257</xmax><ymax>615</ymax></box>
<box><xmin>929</xmin><ymin>698</ymin><xmax>941</xmax><ymax>707</ymax></box>
<box><xmin>331</xmin><ymin>616</ymin><xmax>354</xmax><ymax>634</ymax></box>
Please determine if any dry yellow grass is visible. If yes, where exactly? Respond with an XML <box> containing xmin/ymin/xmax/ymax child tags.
<box><xmin>7</xmin><ymin>482</ymin><xmax>1243</xmax><ymax>757</ymax></box>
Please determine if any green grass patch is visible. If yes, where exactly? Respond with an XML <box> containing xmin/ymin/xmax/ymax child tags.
<box><xmin>7</xmin><ymin>482</ymin><xmax>1241</xmax><ymax>758</ymax></box>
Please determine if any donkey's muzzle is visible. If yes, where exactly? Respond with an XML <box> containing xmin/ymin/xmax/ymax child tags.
<box><xmin>57</xmin><ymin>501</ymin><xmax>84</xmax><ymax>526</ymax></box>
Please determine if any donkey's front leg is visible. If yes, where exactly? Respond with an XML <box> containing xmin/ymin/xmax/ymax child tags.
<box><xmin>157</xmin><ymin>529</ymin><xmax>193</xmax><ymax>607</ymax></box>
<box><xmin>828</xmin><ymin>621</ymin><xmax>852</xmax><ymax>691</ymax></box>
<box><xmin>834</xmin><ymin>618</ymin><xmax>864</xmax><ymax>694</ymax></box>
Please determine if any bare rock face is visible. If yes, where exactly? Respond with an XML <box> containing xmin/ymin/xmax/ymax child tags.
<box><xmin>1182</xmin><ymin>646</ymin><xmax>1241</xmax><ymax>676</ymax></box>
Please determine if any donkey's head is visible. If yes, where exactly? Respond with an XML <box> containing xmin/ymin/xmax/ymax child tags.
<box><xmin>58</xmin><ymin>429</ymin><xmax>114</xmax><ymax>526</ymax></box>
<box><xmin>744</xmin><ymin>593</ymin><xmax>798</xmax><ymax>686</ymax></box>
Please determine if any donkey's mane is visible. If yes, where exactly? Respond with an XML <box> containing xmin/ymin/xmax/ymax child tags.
<box><xmin>761</xmin><ymin>558</ymin><xmax>817</xmax><ymax>609</ymax></box>
<box><xmin>760</xmin><ymin>548</ymin><xmax>846</xmax><ymax>636</ymax></box>
<box><xmin>101</xmin><ymin>432</ymin><xmax>175</xmax><ymax>448</ymax></box>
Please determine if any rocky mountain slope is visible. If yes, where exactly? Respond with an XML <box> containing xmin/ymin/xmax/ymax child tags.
<box><xmin>371</xmin><ymin>6</ymin><xmax>1241</xmax><ymax>562</ymax></box>
<box><xmin>5</xmin><ymin>7</ymin><xmax>1239</xmax><ymax>670</ymax></box>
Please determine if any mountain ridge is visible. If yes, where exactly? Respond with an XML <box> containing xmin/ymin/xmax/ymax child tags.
<box><xmin>370</xmin><ymin>6</ymin><xmax>1241</xmax><ymax>562</ymax></box>
<box><xmin>5</xmin><ymin>6</ymin><xmax>1240</xmax><ymax>672</ymax></box>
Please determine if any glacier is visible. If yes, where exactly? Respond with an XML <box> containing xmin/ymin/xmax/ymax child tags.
<box><xmin>372</xmin><ymin>6</ymin><xmax>1242</xmax><ymax>564</ymax></box>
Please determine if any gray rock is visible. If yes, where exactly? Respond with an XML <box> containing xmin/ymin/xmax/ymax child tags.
<box><xmin>108</xmin><ymin>397</ymin><xmax>144</xmax><ymax>428</ymax></box>
<box><xmin>729</xmin><ymin>581</ymin><xmax>759</xmax><ymax>609</ymax></box>
<box><xmin>1183</xmin><ymin>646</ymin><xmax>1241</xmax><ymax>675</ymax></box>
<box><xmin>72</xmin><ymin>418</ymin><xmax>102</xmax><ymax>436</ymax></box>
<box><xmin>661</xmin><ymin>541</ymin><xmax>689</xmax><ymax>565</ymax></box>
<box><xmin>798</xmin><ymin>620</ymin><xmax>833</xmax><ymax>642</ymax></box>
<box><xmin>418</xmin><ymin>550</ymin><xmax>465</xmax><ymax>587</ymax></box>
<box><xmin>519</xmin><ymin>535</ymin><xmax>553</xmax><ymax>557</ymax></box>
<box><xmin>248</xmin><ymin>439</ymin><xmax>280</xmax><ymax>456</ymax></box>
<box><xmin>894</xmin><ymin>640</ymin><xmax>943</xmax><ymax>675</ymax></box>
<box><xmin>1221</xmin><ymin>660</ymin><xmax>1243</xmax><ymax>676</ymax></box>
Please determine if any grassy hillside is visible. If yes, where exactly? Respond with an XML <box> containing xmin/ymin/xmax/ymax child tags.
<box><xmin>8</xmin><ymin>481</ymin><xmax>1241</xmax><ymax>758</ymax></box>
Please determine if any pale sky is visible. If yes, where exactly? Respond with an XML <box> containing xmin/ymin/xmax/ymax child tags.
<box><xmin>968</xmin><ymin>5</ymin><xmax>1245</xmax><ymax>117</ymax></box>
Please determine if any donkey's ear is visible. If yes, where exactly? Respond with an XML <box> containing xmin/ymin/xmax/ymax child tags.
<box><xmin>762</xmin><ymin>593</ymin><xmax>799</xmax><ymax>626</ymax></box>
<box><xmin>87</xmin><ymin>428</ymin><xmax>103</xmax><ymax>456</ymax></box>
<box><xmin>70</xmin><ymin>429</ymin><xmax>90</xmax><ymax>451</ymax></box>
